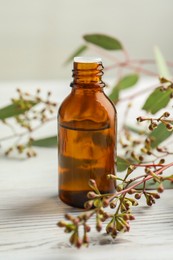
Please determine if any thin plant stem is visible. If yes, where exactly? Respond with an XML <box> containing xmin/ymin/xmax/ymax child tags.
<box><xmin>0</xmin><ymin>117</ymin><xmax>56</xmax><ymax>142</ymax></box>
<box><xmin>108</xmin><ymin>162</ymin><xmax>173</xmax><ymax>202</ymax></box>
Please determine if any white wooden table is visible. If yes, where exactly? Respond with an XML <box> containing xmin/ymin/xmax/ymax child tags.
<box><xmin>0</xmin><ymin>80</ymin><xmax>173</xmax><ymax>260</ymax></box>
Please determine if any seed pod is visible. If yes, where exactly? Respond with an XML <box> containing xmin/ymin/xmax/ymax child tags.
<box><xmin>102</xmin><ymin>199</ymin><xmax>109</xmax><ymax>207</ymax></box>
<box><xmin>157</xmin><ymin>183</ymin><xmax>164</xmax><ymax>193</ymax></box>
<box><xmin>96</xmin><ymin>221</ymin><xmax>102</xmax><ymax>232</ymax></box>
<box><xmin>146</xmin><ymin>198</ymin><xmax>152</xmax><ymax>206</ymax></box>
<box><xmin>88</xmin><ymin>179</ymin><xmax>96</xmax><ymax>187</ymax></box>
<box><xmin>64</xmin><ymin>213</ymin><xmax>73</xmax><ymax>220</ymax></box>
<box><xmin>136</xmin><ymin>116</ymin><xmax>144</xmax><ymax>122</ymax></box>
<box><xmin>57</xmin><ymin>221</ymin><xmax>67</xmax><ymax>227</ymax></box>
<box><xmin>128</xmin><ymin>189</ymin><xmax>136</xmax><ymax>195</ymax></box>
<box><xmin>123</xmin><ymin>214</ymin><xmax>129</xmax><ymax>220</ymax></box>
<box><xmin>76</xmin><ymin>238</ymin><xmax>82</xmax><ymax>248</ymax></box>
<box><xmin>149</xmin><ymin>124</ymin><xmax>154</xmax><ymax>131</ymax></box>
<box><xmin>159</xmin><ymin>158</ymin><xmax>165</xmax><ymax>164</ymax></box>
<box><xmin>145</xmin><ymin>138</ymin><xmax>151</xmax><ymax>145</ymax></box>
<box><xmin>106</xmin><ymin>222</ymin><xmax>114</xmax><ymax>234</ymax></box>
<box><xmin>87</xmin><ymin>191</ymin><xmax>97</xmax><ymax>199</ymax></box>
<box><xmin>166</xmin><ymin>123</ymin><xmax>173</xmax><ymax>131</ymax></box>
<box><xmin>131</xmin><ymin>151</ymin><xmax>139</xmax><ymax>161</ymax></box>
<box><xmin>84</xmin><ymin>200</ymin><xmax>93</xmax><ymax>209</ymax></box>
<box><xmin>111</xmin><ymin>228</ymin><xmax>118</xmax><ymax>238</ymax></box>
<box><xmin>127</xmin><ymin>165</ymin><xmax>136</xmax><ymax>175</ymax></box>
<box><xmin>103</xmin><ymin>212</ymin><xmax>110</xmax><ymax>219</ymax></box>
<box><xmin>110</xmin><ymin>201</ymin><xmax>117</xmax><ymax>209</ymax></box>
<box><xmin>163</xmin><ymin>112</ymin><xmax>170</xmax><ymax>117</ymax></box>
<box><xmin>139</xmin><ymin>155</ymin><xmax>144</xmax><ymax>161</ymax></box>
<box><xmin>156</xmin><ymin>147</ymin><xmax>164</xmax><ymax>152</ymax></box>
<box><xmin>116</xmin><ymin>184</ymin><xmax>124</xmax><ymax>191</ymax></box>
<box><xmin>83</xmin><ymin>234</ymin><xmax>89</xmax><ymax>244</ymax></box>
<box><xmin>129</xmin><ymin>215</ymin><xmax>135</xmax><ymax>220</ymax></box>
<box><xmin>152</xmin><ymin>193</ymin><xmax>160</xmax><ymax>199</ymax></box>
<box><xmin>141</xmin><ymin>147</ymin><xmax>148</xmax><ymax>154</ymax></box>
<box><xmin>135</xmin><ymin>193</ymin><xmax>142</xmax><ymax>200</ymax></box>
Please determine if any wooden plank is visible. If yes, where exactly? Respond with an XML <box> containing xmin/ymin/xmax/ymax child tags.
<box><xmin>0</xmin><ymin>148</ymin><xmax>173</xmax><ymax>259</ymax></box>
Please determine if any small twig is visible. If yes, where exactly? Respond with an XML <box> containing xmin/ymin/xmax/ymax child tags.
<box><xmin>108</xmin><ymin>162</ymin><xmax>173</xmax><ymax>203</ymax></box>
<box><xmin>0</xmin><ymin>117</ymin><xmax>56</xmax><ymax>142</ymax></box>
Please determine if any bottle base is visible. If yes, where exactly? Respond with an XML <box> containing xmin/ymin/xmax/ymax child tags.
<box><xmin>59</xmin><ymin>189</ymin><xmax>115</xmax><ymax>209</ymax></box>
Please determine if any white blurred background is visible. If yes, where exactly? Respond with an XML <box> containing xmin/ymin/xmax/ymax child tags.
<box><xmin>0</xmin><ymin>0</ymin><xmax>173</xmax><ymax>80</ymax></box>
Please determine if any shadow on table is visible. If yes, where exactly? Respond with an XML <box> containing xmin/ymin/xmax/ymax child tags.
<box><xmin>11</xmin><ymin>193</ymin><xmax>86</xmax><ymax>217</ymax></box>
<box><xmin>7</xmin><ymin>193</ymin><xmax>133</xmax><ymax>249</ymax></box>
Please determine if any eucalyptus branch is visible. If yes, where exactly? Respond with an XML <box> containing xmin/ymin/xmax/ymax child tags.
<box><xmin>0</xmin><ymin>89</ymin><xmax>57</xmax><ymax>157</ymax></box>
<box><xmin>58</xmin><ymin>162</ymin><xmax>173</xmax><ymax>248</ymax></box>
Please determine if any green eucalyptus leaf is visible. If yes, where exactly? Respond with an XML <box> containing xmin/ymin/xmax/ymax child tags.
<box><xmin>125</xmin><ymin>125</ymin><xmax>147</xmax><ymax>135</ymax></box>
<box><xmin>149</xmin><ymin>123</ymin><xmax>172</xmax><ymax>148</ymax></box>
<box><xmin>116</xmin><ymin>74</ymin><xmax>139</xmax><ymax>90</ymax></box>
<box><xmin>64</xmin><ymin>45</ymin><xmax>88</xmax><ymax>65</ymax></box>
<box><xmin>142</xmin><ymin>87</ymin><xmax>171</xmax><ymax>114</ymax></box>
<box><xmin>117</xmin><ymin>156</ymin><xmax>131</xmax><ymax>172</ymax></box>
<box><xmin>109</xmin><ymin>74</ymin><xmax>139</xmax><ymax>102</ymax></box>
<box><xmin>108</xmin><ymin>88</ymin><xmax>119</xmax><ymax>102</ymax></box>
<box><xmin>83</xmin><ymin>34</ymin><xmax>122</xmax><ymax>50</ymax></box>
<box><xmin>32</xmin><ymin>135</ymin><xmax>57</xmax><ymax>147</ymax></box>
<box><xmin>0</xmin><ymin>101</ymin><xmax>36</xmax><ymax>120</ymax></box>
<box><xmin>154</xmin><ymin>46</ymin><xmax>171</xmax><ymax>79</ymax></box>
<box><xmin>143</xmin><ymin>47</ymin><xmax>172</xmax><ymax>114</ymax></box>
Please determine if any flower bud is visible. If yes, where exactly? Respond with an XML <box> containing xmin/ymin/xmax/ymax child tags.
<box><xmin>139</xmin><ymin>155</ymin><xmax>144</xmax><ymax>161</ymax></box>
<box><xmin>111</xmin><ymin>228</ymin><xmax>118</xmax><ymax>238</ymax></box>
<box><xmin>157</xmin><ymin>183</ymin><xmax>164</xmax><ymax>193</ymax></box>
<box><xmin>116</xmin><ymin>184</ymin><xmax>124</xmax><ymax>191</ymax></box>
<box><xmin>141</xmin><ymin>147</ymin><xmax>148</xmax><ymax>154</ymax></box>
<box><xmin>129</xmin><ymin>215</ymin><xmax>135</xmax><ymax>220</ymax></box>
<box><xmin>135</xmin><ymin>193</ymin><xmax>142</xmax><ymax>200</ymax></box>
<box><xmin>84</xmin><ymin>224</ymin><xmax>91</xmax><ymax>233</ymax></box>
<box><xmin>96</xmin><ymin>221</ymin><xmax>102</xmax><ymax>232</ymax></box>
<box><xmin>76</xmin><ymin>238</ymin><xmax>82</xmax><ymax>248</ymax></box>
<box><xmin>156</xmin><ymin>147</ymin><xmax>164</xmax><ymax>152</ymax></box>
<box><xmin>159</xmin><ymin>158</ymin><xmax>165</xmax><ymax>164</ymax></box>
<box><xmin>110</xmin><ymin>201</ymin><xmax>116</xmax><ymax>209</ymax></box>
<box><xmin>87</xmin><ymin>191</ymin><xmax>97</xmax><ymax>199</ymax></box>
<box><xmin>102</xmin><ymin>199</ymin><xmax>109</xmax><ymax>207</ymax></box>
<box><xmin>136</xmin><ymin>116</ymin><xmax>144</xmax><ymax>122</ymax></box>
<box><xmin>166</xmin><ymin>123</ymin><xmax>173</xmax><ymax>131</ymax></box>
<box><xmin>163</xmin><ymin>112</ymin><xmax>170</xmax><ymax>117</ymax></box>
<box><xmin>88</xmin><ymin>179</ymin><xmax>96</xmax><ymax>187</ymax></box>
<box><xmin>128</xmin><ymin>189</ymin><xmax>136</xmax><ymax>194</ymax></box>
<box><xmin>84</xmin><ymin>200</ymin><xmax>93</xmax><ymax>209</ymax></box>
<box><xmin>106</xmin><ymin>222</ymin><xmax>114</xmax><ymax>234</ymax></box>
<box><xmin>65</xmin><ymin>213</ymin><xmax>73</xmax><ymax>220</ymax></box>
<box><xmin>146</xmin><ymin>199</ymin><xmax>152</xmax><ymax>206</ymax></box>
<box><xmin>152</xmin><ymin>193</ymin><xmax>160</xmax><ymax>199</ymax></box>
<box><xmin>103</xmin><ymin>212</ymin><xmax>110</xmax><ymax>219</ymax></box>
<box><xmin>57</xmin><ymin>221</ymin><xmax>67</xmax><ymax>227</ymax></box>
<box><xmin>83</xmin><ymin>234</ymin><xmax>89</xmax><ymax>244</ymax></box>
<box><xmin>123</xmin><ymin>214</ymin><xmax>129</xmax><ymax>220</ymax></box>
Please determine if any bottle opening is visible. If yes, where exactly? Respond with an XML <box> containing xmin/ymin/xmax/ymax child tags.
<box><xmin>74</xmin><ymin>56</ymin><xmax>102</xmax><ymax>63</ymax></box>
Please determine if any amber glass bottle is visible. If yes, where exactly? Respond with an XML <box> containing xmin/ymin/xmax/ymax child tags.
<box><xmin>58</xmin><ymin>57</ymin><xmax>117</xmax><ymax>208</ymax></box>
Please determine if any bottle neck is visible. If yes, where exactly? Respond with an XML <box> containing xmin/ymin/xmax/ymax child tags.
<box><xmin>71</xmin><ymin>61</ymin><xmax>105</xmax><ymax>88</ymax></box>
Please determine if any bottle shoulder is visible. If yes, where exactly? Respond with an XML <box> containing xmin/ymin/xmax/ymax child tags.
<box><xmin>58</xmin><ymin>90</ymin><xmax>116</xmax><ymax>129</ymax></box>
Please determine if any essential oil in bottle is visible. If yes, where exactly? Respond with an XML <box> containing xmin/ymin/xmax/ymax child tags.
<box><xmin>58</xmin><ymin>57</ymin><xmax>117</xmax><ymax>208</ymax></box>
